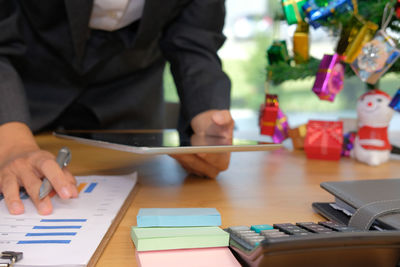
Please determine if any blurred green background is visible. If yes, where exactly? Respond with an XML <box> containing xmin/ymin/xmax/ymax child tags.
<box><xmin>164</xmin><ymin>34</ymin><xmax>400</xmax><ymax>112</ymax></box>
<box><xmin>164</xmin><ymin>0</ymin><xmax>400</xmax><ymax>115</ymax></box>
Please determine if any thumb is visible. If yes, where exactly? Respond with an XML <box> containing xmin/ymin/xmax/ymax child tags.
<box><xmin>212</xmin><ymin>110</ymin><xmax>232</xmax><ymax>126</ymax></box>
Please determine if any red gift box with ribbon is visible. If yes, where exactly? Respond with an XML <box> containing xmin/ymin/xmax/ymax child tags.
<box><xmin>304</xmin><ymin>120</ymin><xmax>343</xmax><ymax>160</ymax></box>
<box><xmin>260</xmin><ymin>94</ymin><xmax>279</xmax><ymax>136</ymax></box>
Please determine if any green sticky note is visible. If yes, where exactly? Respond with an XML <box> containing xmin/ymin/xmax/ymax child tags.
<box><xmin>131</xmin><ymin>226</ymin><xmax>229</xmax><ymax>251</ymax></box>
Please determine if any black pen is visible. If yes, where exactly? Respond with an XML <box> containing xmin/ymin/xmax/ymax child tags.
<box><xmin>38</xmin><ymin>147</ymin><xmax>71</xmax><ymax>199</ymax></box>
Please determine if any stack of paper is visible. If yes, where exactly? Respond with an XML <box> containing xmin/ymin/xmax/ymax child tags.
<box><xmin>131</xmin><ymin>208</ymin><xmax>240</xmax><ymax>267</ymax></box>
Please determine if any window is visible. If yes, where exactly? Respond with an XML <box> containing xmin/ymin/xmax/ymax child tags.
<box><xmin>164</xmin><ymin>0</ymin><xmax>400</xmax><ymax>131</ymax></box>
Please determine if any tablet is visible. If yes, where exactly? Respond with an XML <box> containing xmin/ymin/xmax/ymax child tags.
<box><xmin>54</xmin><ymin>129</ymin><xmax>282</xmax><ymax>155</ymax></box>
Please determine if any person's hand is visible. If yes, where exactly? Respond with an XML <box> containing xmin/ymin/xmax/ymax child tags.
<box><xmin>170</xmin><ymin>109</ymin><xmax>234</xmax><ymax>178</ymax></box>
<box><xmin>0</xmin><ymin>122</ymin><xmax>78</xmax><ymax>215</ymax></box>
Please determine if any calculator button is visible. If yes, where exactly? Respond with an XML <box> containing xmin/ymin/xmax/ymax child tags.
<box><xmin>297</xmin><ymin>222</ymin><xmax>334</xmax><ymax>233</ymax></box>
<box><xmin>228</xmin><ymin>226</ymin><xmax>251</xmax><ymax>232</ymax></box>
<box><xmin>260</xmin><ymin>229</ymin><xmax>280</xmax><ymax>234</ymax></box>
<box><xmin>239</xmin><ymin>233</ymin><xmax>262</xmax><ymax>239</ymax></box>
<box><xmin>273</xmin><ymin>223</ymin><xmax>311</xmax><ymax>235</ymax></box>
<box><xmin>250</xmin><ymin>224</ymin><xmax>274</xmax><ymax>233</ymax></box>
<box><xmin>318</xmin><ymin>221</ymin><xmax>357</xmax><ymax>232</ymax></box>
<box><xmin>262</xmin><ymin>232</ymin><xmax>288</xmax><ymax>238</ymax></box>
<box><xmin>243</xmin><ymin>236</ymin><xmax>265</xmax><ymax>246</ymax></box>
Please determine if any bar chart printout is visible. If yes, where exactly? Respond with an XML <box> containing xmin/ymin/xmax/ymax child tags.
<box><xmin>0</xmin><ymin>172</ymin><xmax>137</xmax><ymax>266</ymax></box>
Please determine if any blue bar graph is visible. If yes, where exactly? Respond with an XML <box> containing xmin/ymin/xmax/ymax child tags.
<box><xmin>40</xmin><ymin>219</ymin><xmax>87</xmax><ymax>222</ymax></box>
<box><xmin>19</xmin><ymin>191</ymin><xmax>29</xmax><ymax>200</ymax></box>
<box><xmin>26</xmin><ymin>232</ymin><xmax>77</xmax><ymax>236</ymax></box>
<box><xmin>84</xmin><ymin>182</ymin><xmax>98</xmax><ymax>193</ymax></box>
<box><xmin>17</xmin><ymin>240</ymin><xmax>71</xmax><ymax>244</ymax></box>
<box><xmin>33</xmin><ymin>226</ymin><xmax>82</xmax><ymax>230</ymax></box>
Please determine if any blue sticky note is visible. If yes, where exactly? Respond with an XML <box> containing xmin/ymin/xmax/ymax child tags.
<box><xmin>137</xmin><ymin>208</ymin><xmax>221</xmax><ymax>227</ymax></box>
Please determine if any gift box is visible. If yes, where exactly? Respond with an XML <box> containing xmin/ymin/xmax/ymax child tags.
<box><xmin>303</xmin><ymin>0</ymin><xmax>354</xmax><ymax>29</ymax></box>
<box><xmin>282</xmin><ymin>0</ymin><xmax>306</xmax><ymax>25</ymax></box>
<box><xmin>288</xmin><ymin>124</ymin><xmax>307</xmax><ymax>149</ymax></box>
<box><xmin>336</xmin><ymin>15</ymin><xmax>378</xmax><ymax>63</ymax></box>
<box><xmin>267</xmin><ymin>40</ymin><xmax>290</xmax><ymax>65</ymax></box>
<box><xmin>260</xmin><ymin>94</ymin><xmax>279</xmax><ymax>136</ymax></box>
<box><xmin>389</xmin><ymin>89</ymin><xmax>400</xmax><ymax>112</ymax></box>
<box><xmin>312</xmin><ymin>54</ymin><xmax>345</xmax><ymax>102</ymax></box>
<box><xmin>351</xmin><ymin>30</ymin><xmax>400</xmax><ymax>85</ymax></box>
<box><xmin>293</xmin><ymin>22</ymin><xmax>310</xmax><ymax>64</ymax></box>
<box><xmin>272</xmin><ymin>108</ymin><xmax>289</xmax><ymax>143</ymax></box>
<box><xmin>304</xmin><ymin>120</ymin><xmax>343</xmax><ymax>160</ymax></box>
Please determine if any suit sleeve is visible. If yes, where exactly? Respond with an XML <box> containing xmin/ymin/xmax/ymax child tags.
<box><xmin>159</xmin><ymin>0</ymin><xmax>231</xmax><ymax>134</ymax></box>
<box><xmin>0</xmin><ymin>0</ymin><xmax>30</xmax><ymax>126</ymax></box>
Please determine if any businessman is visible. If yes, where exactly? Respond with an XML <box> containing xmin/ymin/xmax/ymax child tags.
<box><xmin>0</xmin><ymin>0</ymin><xmax>234</xmax><ymax>214</ymax></box>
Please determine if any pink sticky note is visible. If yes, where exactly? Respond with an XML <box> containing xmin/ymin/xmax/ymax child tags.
<box><xmin>136</xmin><ymin>247</ymin><xmax>240</xmax><ymax>267</ymax></box>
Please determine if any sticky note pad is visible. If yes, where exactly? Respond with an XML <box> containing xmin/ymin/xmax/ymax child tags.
<box><xmin>137</xmin><ymin>208</ymin><xmax>221</xmax><ymax>227</ymax></box>
<box><xmin>131</xmin><ymin>226</ymin><xmax>229</xmax><ymax>251</ymax></box>
<box><xmin>136</xmin><ymin>247</ymin><xmax>241</xmax><ymax>267</ymax></box>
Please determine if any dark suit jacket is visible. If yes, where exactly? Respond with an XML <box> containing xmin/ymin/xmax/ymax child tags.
<box><xmin>0</xmin><ymin>0</ymin><xmax>231</xmax><ymax>133</ymax></box>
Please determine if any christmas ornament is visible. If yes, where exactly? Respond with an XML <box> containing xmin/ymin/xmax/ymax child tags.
<box><xmin>351</xmin><ymin>30</ymin><xmax>400</xmax><ymax>84</ymax></box>
<box><xmin>312</xmin><ymin>54</ymin><xmax>345</xmax><ymax>102</ymax></box>
<box><xmin>293</xmin><ymin>22</ymin><xmax>310</xmax><ymax>64</ymax></box>
<box><xmin>341</xmin><ymin>131</ymin><xmax>356</xmax><ymax>157</ymax></box>
<box><xmin>282</xmin><ymin>0</ymin><xmax>307</xmax><ymax>25</ymax></box>
<box><xmin>288</xmin><ymin>124</ymin><xmax>307</xmax><ymax>149</ymax></box>
<box><xmin>272</xmin><ymin>108</ymin><xmax>289</xmax><ymax>143</ymax></box>
<box><xmin>302</xmin><ymin>0</ymin><xmax>354</xmax><ymax>29</ymax></box>
<box><xmin>304</xmin><ymin>120</ymin><xmax>343</xmax><ymax>160</ymax></box>
<box><xmin>335</xmin><ymin>14</ymin><xmax>378</xmax><ymax>64</ymax></box>
<box><xmin>267</xmin><ymin>40</ymin><xmax>290</xmax><ymax>65</ymax></box>
<box><xmin>396</xmin><ymin>0</ymin><xmax>400</xmax><ymax>19</ymax></box>
<box><xmin>259</xmin><ymin>94</ymin><xmax>279</xmax><ymax>136</ymax></box>
<box><xmin>351</xmin><ymin>90</ymin><xmax>394</xmax><ymax>166</ymax></box>
<box><xmin>389</xmin><ymin>89</ymin><xmax>400</xmax><ymax>112</ymax></box>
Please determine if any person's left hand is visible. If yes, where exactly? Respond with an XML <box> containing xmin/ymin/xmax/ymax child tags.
<box><xmin>170</xmin><ymin>109</ymin><xmax>234</xmax><ymax>178</ymax></box>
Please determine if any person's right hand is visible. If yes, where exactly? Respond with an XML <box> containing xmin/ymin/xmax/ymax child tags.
<box><xmin>0</xmin><ymin>122</ymin><xmax>78</xmax><ymax>215</ymax></box>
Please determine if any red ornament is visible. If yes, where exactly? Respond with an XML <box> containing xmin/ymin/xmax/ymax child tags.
<box><xmin>259</xmin><ymin>94</ymin><xmax>279</xmax><ymax>136</ymax></box>
<box><xmin>304</xmin><ymin>120</ymin><xmax>343</xmax><ymax>160</ymax></box>
<box><xmin>397</xmin><ymin>0</ymin><xmax>400</xmax><ymax>19</ymax></box>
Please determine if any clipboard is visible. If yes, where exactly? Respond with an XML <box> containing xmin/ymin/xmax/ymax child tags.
<box><xmin>87</xmin><ymin>182</ymin><xmax>139</xmax><ymax>267</ymax></box>
<box><xmin>0</xmin><ymin>172</ymin><xmax>138</xmax><ymax>267</ymax></box>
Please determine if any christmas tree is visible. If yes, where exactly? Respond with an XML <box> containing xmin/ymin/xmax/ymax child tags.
<box><xmin>267</xmin><ymin>0</ymin><xmax>400</xmax><ymax>87</ymax></box>
<box><xmin>259</xmin><ymin>0</ymin><xmax>400</xmax><ymax>154</ymax></box>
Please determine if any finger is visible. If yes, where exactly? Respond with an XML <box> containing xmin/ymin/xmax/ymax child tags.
<box><xmin>170</xmin><ymin>155</ymin><xmax>200</xmax><ymax>176</ymax></box>
<box><xmin>19</xmin><ymin>168</ymin><xmax>53</xmax><ymax>215</ymax></box>
<box><xmin>174</xmin><ymin>158</ymin><xmax>203</xmax><ymax>177</ymax></box>
<box><xmin>171</xmin><ymin>154</ymin><xmax>220</xmax><ymax>178</ymax></box>
<box><xmin>2</xmin><ymin>173</ymin><xmax>25</xmax><ymax>214</ymax></box>
<box><xmin>212</xmin><ymin>110</ymin><xmax>233</xmax><ymax>126</ymax></box>
<box><xmin>197</xmin><ymin>152</ymin><xmax>231</xmax><ymax>171</ymax></box>
<box><xmin>62</xmin><ymin>169</ymin><xmax>78</xmax><ymax>198</ymax></box>
<box><xmin>33</xmin><ymin>154</ymin><xmax>76</xmax><ymax>199</ymax></box>
<box><xmin>208</xmin><ymin>111</ymin><xmax>234</xmax><ymax>138</ymax></box>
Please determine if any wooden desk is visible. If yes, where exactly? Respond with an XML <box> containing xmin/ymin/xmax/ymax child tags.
<box><xmin>36</xmin><ymin>134</ymin><xmax>400</xmax><ymax>266</ymax></box>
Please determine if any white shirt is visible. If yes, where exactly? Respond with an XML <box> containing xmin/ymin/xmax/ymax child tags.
<box><xmin>89</xmin><ymin>0</ymin><xmax>145</xmax><ymax>31</ymax></box>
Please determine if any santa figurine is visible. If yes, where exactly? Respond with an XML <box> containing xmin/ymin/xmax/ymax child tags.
<box><xmin>351</xmin><ymin>89</ymin><xmax>394</xmax><ymax>166</ymax></box>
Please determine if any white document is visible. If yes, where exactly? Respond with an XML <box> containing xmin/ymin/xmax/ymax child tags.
<box><xmin>0</xmin><ymin>172</ymin><xmax>137</xmax><ymax>267</ymax></box>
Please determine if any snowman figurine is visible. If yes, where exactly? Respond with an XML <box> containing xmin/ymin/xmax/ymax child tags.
<box><xmin>351</xmin><ymin>89</ymin><xmax>394</xmax><ymax>166</ymax></box>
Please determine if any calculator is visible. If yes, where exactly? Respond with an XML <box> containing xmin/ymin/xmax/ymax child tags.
<box><xmin>225</xmin><ymin>221</ymin><xmax>400</xmax><ymax>267</ymax></box>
